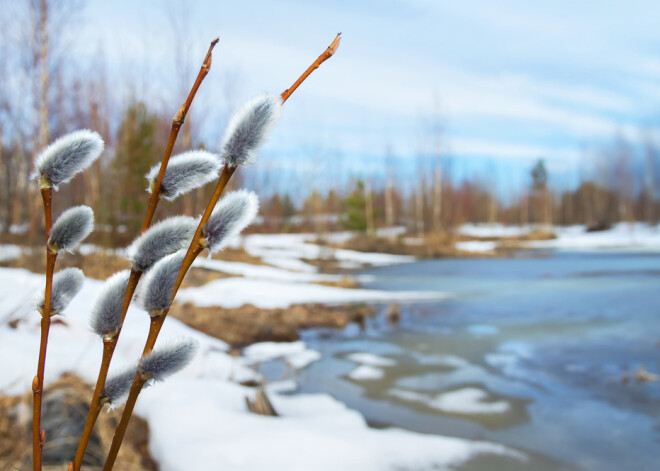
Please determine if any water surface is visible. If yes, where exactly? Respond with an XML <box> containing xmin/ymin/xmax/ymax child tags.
<box><xmin>289</xmin><ymin>252</ymin><xmax>660</xmax><ymax>470</ymax></box>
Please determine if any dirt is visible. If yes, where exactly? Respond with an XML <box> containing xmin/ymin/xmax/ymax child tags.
<box><xmin>171</xmin><ymin>301</ymin><xmax>374</xmax><ymax>348</ymax></box>
<box><xmin>331</xmin><ymin>230</ymin><xmax>557</xmax><ymax>260</ymax></box>
<box><xmin>0</xmin><ymin>374</ymin><xmax>157</xmax><ymax>471</ymax></box>
<box><xmin>0</xmin><ymin>246</ymin><xmax>263</xmax><ymax>283</ymax></box>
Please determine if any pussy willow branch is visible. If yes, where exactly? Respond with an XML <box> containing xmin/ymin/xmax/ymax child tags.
<box><xmin>71</xmin><ymin>37</ymin><xmax>220</xmax><ymax>471</ymax></box>
<box><xmin>32</xmin><ymin>187</ymin><xmax>58</xmax><ymax>471</ymax></box>
<box><xmin>101</xmin><ymin>33</ymin><xmax>341</xmax><ymax>471</ymax></box>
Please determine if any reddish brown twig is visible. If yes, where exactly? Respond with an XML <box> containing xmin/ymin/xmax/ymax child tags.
<box><xmin>71</xmin><ymin>37</ymin><xmax>220</xmax><ymax>471</ymax></box>
<box><xmin>281</xmin><ymin>32</ymin><xmax>340</xmax><ymax>103</ymax></box>
<box><xmin>102</xmin><ymin>33</ymin><xmax>341</xmax><ymax>471</ymax></box>
<box><xmin>32</xmin><ymin>187</ymin><xmax>58</xmax><ymax>471</ymax></box>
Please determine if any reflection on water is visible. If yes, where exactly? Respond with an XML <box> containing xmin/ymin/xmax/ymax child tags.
<box><xmin>265</xmin><ymin>252</ymin><xmax>660</xmax><ymax>470</ymax></box>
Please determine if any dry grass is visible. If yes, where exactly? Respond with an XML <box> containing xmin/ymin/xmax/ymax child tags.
<box><xmin>0</xmin><ymin>374</ymin><xmax>156</xmax><ymax>471</ymax></box>
<box><xmin>171</xmin><ymin>301</ymin><xmax>373</xmax><ymax>348</ymax></box>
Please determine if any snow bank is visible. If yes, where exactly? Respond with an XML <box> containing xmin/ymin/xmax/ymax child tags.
<box><xmin>0</xmin><ymin>267</ymin><xmax>525</xmax><ymax>470</ymax></box>
<box><xmin>525</xmin><ymin>223</ymin><xmax>660</xmax><ymax>252</ymax></box>
<box><xmin>459</xmin><ymin>224</ymin><xmax>535</xmax><ymax>238</ymax></box>
<box><xmin>177</xmin><ymin>277</ymin><xmax>447</xmax><ymax>309</ymax></box>
<box><xmin>242</xmin><ymin>233</ymin><xmax>415</xmax><ymax>271</ymax></box>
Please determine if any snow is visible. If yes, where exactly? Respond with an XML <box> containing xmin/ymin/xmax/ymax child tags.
<box><xmin>244</xmin><ymin>341</ymin><xmax>321</xmax><ymax>370</ymax></box>
<box><xmin>389</xmin><ymin>387</ymin><xmax>511</xmax><ymax>415</ymax></box>
<box><xmin>456</xmin><ymin>241</ymin><xmax>497</xmax><ymax>253</ymax></box>
<box><xmin>459</xmin><ymin>223</ymin><xmax>534</xmax><ymax>238</ymax></box>
<box><xmin>525</xmin><ymin>223</ymin><xmax>660</xmax><ymax>252</ymax></box>
<box><xmin>241</xmin><ymin>233</ymin><xmax>416</xmax><ymax>271</ymax></box>
<box><xmin>177</xmin><ymin>277</ymin><xmax>447</xmax><ymax>309</ymax></box>
<box><xmin>0</xmin><ymin>244</ymin><xmax>22</xmax><ymax>262</ymax></box>
<box><xmin>0</xmin><ymin>267</ymin><xmax>525</xmax><ymax>470</ymax></box>
<box><xmin>347</xmin><ymin>365</ymin><xmax>385</xmax><ymax>381</ymax></box>
<box><xmin>346</xmin><ymin>352</ymin><xmax>397</xmax><ymax>367</ymax></box>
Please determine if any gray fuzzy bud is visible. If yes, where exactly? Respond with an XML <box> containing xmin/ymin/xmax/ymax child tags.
<box><xmin>146</xmin><ymin>151</ymin><xmax>221</xmax><ymax>201</ymax></box>
<box><xmin>48</xmin><ymin>206</ymin><xmax>94</xmax><ymax>253</ymax></box>
<box><xmin>137</xmin><ymin>250</ymin><xmax>185</xmax><ymax>315</ymax></box>
<box><xmin>90</xmin><ymin>270</ymin><xmax>130</xmax><ymax>339</ymax></box>
<box><xmin>32</xmin><ymin>129</ymin><xmax>104</xmax><ymax>189</ymax></box>
<box><xmin>126</xmin><ymin>216</ymin><xmax>197</xmax><ymax>272</ymax></box>
<box><xmin>202</xmin><ymin>190</ymin><xmax>259</xmax><ymax>253</ymax></box>
<box><xmin>220</xmin><ymin>94</ymin><xmax>281</xmax><ymax>167</ymax></box>
<box><xmin>38</xmin><ymin>267</ymin><xmax>84</xmax><ymax>316</ymax></box>
<box><xmin>139</xmin><ymin>338</ymin><xmax>198</xmax><ymax>382</ymax></box>
<box><xmin>101</xmin><ymin>367</ymin><xmax>136</xmax><ymax>407</ymax></box>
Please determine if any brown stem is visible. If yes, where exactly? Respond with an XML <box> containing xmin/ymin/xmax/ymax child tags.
<box><xmin>74</xmin><ymin>37</ymin><xmax>220</xmax><ymax>471</ymax></box>
<box><xmin>102</xmin><ymin>33</ymin><xmax>340</xmax><ymax>470</ymax></box>
<box><xmin>101</xmin><ymin>373</ymin><xmax>147</xmax><ymax>471</ymax></box>
<box><xmin>33</xmin><ymin>188</ymin><xmax>57</xmax><ymax>471</ymax></box>
<box><xmin>280</xmin><ymin>33</ymin><xmax>341</xmax><ymax>103</ymax></box>
<box><xmin>71</xmin><ymin>340</ymin><xmax>115</xmax><ymax>470</ymax></box>
<box><xmin>141</xmin><ymin>37</ymin><xmax>219</xmax><ymax>233</ymax></box>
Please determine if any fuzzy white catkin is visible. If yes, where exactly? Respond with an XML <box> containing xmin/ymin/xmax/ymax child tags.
<box><xmin>136</xmin><ymin>250</ymin><xmax>185</xmax><ymax>315</ymax></box>
<box><xmin>102</xmin><ymin>367</ymin><xmax>136</xmax><ymax>408</ymax></box>
<box><xmin>37</xmin><ymin>267</ymin><xmax>84</xmax><ymax>316</ymax></box>
<box><xmin>48</xmin><ymin>205</ymin><xmax>94</xmax><ymax>253</ymax></box>
<box><xmin>126</xmin><ymin>215</ymin><xmax>197</xmax><ymax>273</ymax></box>
<box><xmin>202</xmin><ymin>190</ymin><xmax>259</xmax><ymax>253</ymax></box>
<box><xmin>33</xmin><ymin>130</ymin><xmax>104</xmax><ymax>189</ymax></box>
<box><xmin>220</xmin><ymin>94</ymin><xmax>281</xmax><ymax>167</ymax></box>
<box><xmin>139</xmin><ymin>338</ymin><xmax>198</xmax><ymax>382</ymax></box>
<box><xmin>146</xmin><ymin>150</ymin><xmax>221</xmax><ymax>201</ymax></box>
<box><xmin>90</xmin><ymin>270</ymin><xmax>131</xmax><ymax>339</ymax></box>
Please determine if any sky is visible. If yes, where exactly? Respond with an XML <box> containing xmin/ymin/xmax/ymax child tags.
<box><xmin>68</xmin><ymin>1</ymin><xmax>660</xmax><ymax>192</ymax></box>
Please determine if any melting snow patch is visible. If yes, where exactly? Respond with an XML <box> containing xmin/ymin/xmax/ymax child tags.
<box><xmin>390</xmin><ymin>387</ymin><xmax>511</xmax><ymax>415</ymax></box>
<box><xmin>346</xmin><ymin>352</ymin><xmax>397</xmax><ymax>367</ymax></box>
<box><xmin>456</xmin><ymin>241</ymin><xmax>497</xmax><ymax>253</ymax></box>
<box><xmin>0</xmin><ymin>245</ymin><xmax>22</xmax><ymax>262</ymax></box>
<box><xmin>348</xmin><ymin>365</ymin><xmax>385</xmax><ymax>381</ymax></box>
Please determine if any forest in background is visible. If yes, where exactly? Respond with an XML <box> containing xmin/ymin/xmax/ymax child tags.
<box><xmin>2</xmin><ymin>0</ymin><xmax>660</xmax><ymax>248</ymax></box>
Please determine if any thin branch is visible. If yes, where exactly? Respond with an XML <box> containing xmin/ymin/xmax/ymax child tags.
<box><xmin>280</xmin><ymin>32</ymin><xmax>341</xmax><ymax>103</ymax></box>
<box><xmin>33</xmin><ymin>187</ymin><xmax>58</xmax><ymax>471</ymax></box>
<box><xmin>72</xmin><ymin>37</ymin><xmax>220</xmax><ymax>471</ymax></box>
<box><xmin>102</xmin><ymin>33</ymin><xmax>341</xmax><ymax>470</ymax></box>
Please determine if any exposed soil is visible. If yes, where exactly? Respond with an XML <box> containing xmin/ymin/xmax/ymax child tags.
<box><xmin>331</xmin><ymin>230</ymin><xmax>556</xmax><ymax>259</ymax></box>
<box><xmin>0</xmin><ymin>374</ymin><xmax>157</xmax><ymax>471</ymax></box>
<box><xmin>171</xmin><ymin>301</ymin><xmax>374</xmax><ymax>348</ymax></box>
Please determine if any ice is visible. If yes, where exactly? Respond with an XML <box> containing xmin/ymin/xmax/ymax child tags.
<box><xmin>346</xmin><ymin>352</ymin><xmax>397</xmax><ymax>367</ymax></box>
<box><xmin>347</xmin><ymin>365</ymin><xmax>385</xmax><ymax>381</ymax></box>
<box><xmin>390</xmin><ymin>387</ymin><xmax>511</xmax><ymax>415</ymax></box>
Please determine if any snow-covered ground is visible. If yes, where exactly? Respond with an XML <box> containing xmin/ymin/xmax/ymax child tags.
<box><xmin>526</xmin><ymin>223</ymin><xmax>660</xmax><ymax>252</ymax></box>
<box><xmin>0</xmin><ymin>267</ymin><xmax>523</xmax><ymax>470</ymax></box>
<box><xmin>457</xmin><ymin>222</ymin><xmax>660</xmax><ymax>253</ymax></box>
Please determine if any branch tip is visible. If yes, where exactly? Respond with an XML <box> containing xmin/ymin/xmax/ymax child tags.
<box><xmin>328</xmin><ymin>33</ymin><xmax>341</xmax><ymax>55</ymax></box>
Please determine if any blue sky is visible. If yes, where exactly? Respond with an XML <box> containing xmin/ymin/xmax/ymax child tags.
<box><xmin>76</xmin><ymin>0</ymin><xmax>660</xmax><ymax>192</ymax></box>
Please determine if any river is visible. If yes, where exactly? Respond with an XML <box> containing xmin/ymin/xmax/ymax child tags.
<box><xmin>283</xmin><ymin>251</ymin><xmax>660</xmax><ymax>470</ymax></box>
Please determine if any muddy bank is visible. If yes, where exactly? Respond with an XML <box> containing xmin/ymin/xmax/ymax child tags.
<box><xmin>171</xmin><ymin>302</ymin><xmax>374</xmax><ymax>348</ymax></box>
<box><xmin>0</xmin><ymin>374</ymin><xmax>157</xmax><ymax>470</ymax></box>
